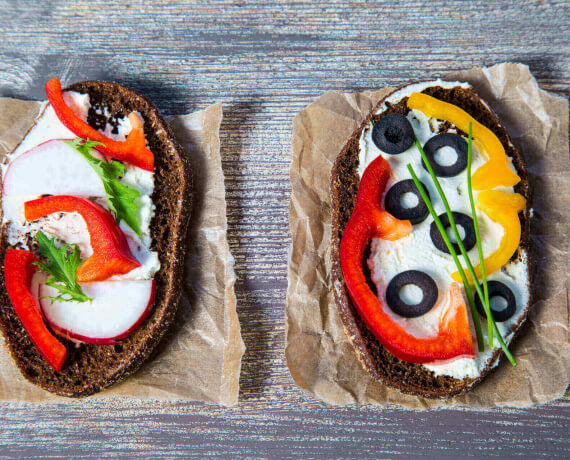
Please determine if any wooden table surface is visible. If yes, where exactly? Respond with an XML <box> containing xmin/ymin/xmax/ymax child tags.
<box><xmin>0</xmin><ymin>1</ymin><xmax>568</xmax><ymax>458</ymax></box>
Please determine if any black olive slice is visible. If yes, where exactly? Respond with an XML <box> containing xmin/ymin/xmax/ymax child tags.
<box><xmin>372</xmin><ymin>114</ymin><xmax>415</xmax><ymax>155</ymax></box>
<box><xmin>386</xmin><ymin>270</ymin><xmax>438</xmax><ymax>318</ymax></box>
<box><xmin>385</xmin><ymin>179</ymin><xmax>430</xmax><ymax>225</ymax></box>
<box><xmin>430</xmin><ymin>212</ymin><xmax>476</xmax><ymax>254</ymax></box>
<box><xmin>475</xmin><ymin>281</ymin><xmax>516</xmax><ymax>322</ymax></box>
<box><xmin>421</xmin><ymin>133</ymin><xmax>468</xmax><ymax>177</ymax></box>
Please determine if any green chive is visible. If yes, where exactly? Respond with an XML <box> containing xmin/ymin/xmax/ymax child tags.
<box><xmin>411</xmin><ymin>138</ymin><xmax>516</xmax><ymax>367</ymax></box>
<box><xmin>407</xmin><ymin>165</ymin><xmax>485</xmax><ymax>352</ymax></box>
<box><xmin>467</xmin><ymin>123</ymin><xmax>493</xmax><ymax>346</ymax></box>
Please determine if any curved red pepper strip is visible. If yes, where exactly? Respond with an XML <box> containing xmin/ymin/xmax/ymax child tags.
<box><xmin>25</xmin><ymin>196</ymin><xmax>140</xmax><ymax>282</ymax></box>
<box><xmin>45</xmin><ymin>78</ymin><xmax>154</xmax><ymax>172</ymax></box>
<box><xmin>4</xmin><ymin>249</ymin><xmax>67</xmax><ymax>371</ymax></box>
<box><xmin>340</xmin><ymin>156</ymin><xmax>475</xmax><ymax>363</ymax></box>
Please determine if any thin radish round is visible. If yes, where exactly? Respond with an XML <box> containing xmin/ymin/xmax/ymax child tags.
<box><xmin>39</xmin><ymin>280</ymin><xmax>155</xmax><ymax>344</ymax></box>
<box><xmin>3</xmin><ymin>139</ymin><xmax>106</xmax><ymax>197</ymax></box>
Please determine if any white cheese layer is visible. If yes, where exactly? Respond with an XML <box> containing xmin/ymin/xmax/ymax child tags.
<box><xmin>1</xmin><ymin>91</ymin><xmax>160</xmax><ymax>281</ymax></box>
<box><xmin>358</xmin><ymin>80</ymin><xmax>530</xmax><ymax>379</ymax></box>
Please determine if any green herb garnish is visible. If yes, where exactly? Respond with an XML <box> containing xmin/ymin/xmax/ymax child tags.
<box><xmin>464</xmin><ymin>124</ymin><xmax>515</xmax><ymax>365</ymax></box>
<box><xmin>64</xmin><ymin>138</ymin><xmax>142</xmax><ymax>237</ymax></box>
<box><xmin>467</xmin><ymin>123</ymin><xmax>493</xmax><ymax>346</ymax></box>
<box><xmin>34</xmin><ymin>231</ymin><xmax>93</xmax><ymax>303</ymax></box>
<box><xmin>407</xmin><ymin>165</ymin><xmax>485</xmax><ymax>352</ymax></box>
<box><xmin>408</xmin><ymin>136</ymin><xmax>516</xmax><ymax>366</ymax></box>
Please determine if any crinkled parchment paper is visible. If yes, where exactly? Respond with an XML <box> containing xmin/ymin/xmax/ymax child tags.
<box><xmin>0</xmin><ymin>100</ymin><xmax>244</xmax><ymax>406</ymax></box>
<box><xmin>286</xmin><ymin>63</ymin><xmax>569</xmax><ymax>409</ymax></box>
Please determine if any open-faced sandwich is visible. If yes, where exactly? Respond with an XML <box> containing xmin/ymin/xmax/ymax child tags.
<box><xmin>0</xmin><ymin>78</ymin><xmax>191</xmax><ymax>397</ymax></box>
<box><xmin>331</xmin><ymin>80</ymin><xmax>531</xmax><ymax>398</ymax></box>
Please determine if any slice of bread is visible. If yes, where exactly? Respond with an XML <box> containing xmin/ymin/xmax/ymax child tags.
<box><xmin>330</xmin><ymin>83</ymin><xmax>532</xmax><ymax>398</ymax></box>
<box><xmin>0</xmin><ymin>81</ymin><xmax>192</xmax><ymax>397</ymax></box>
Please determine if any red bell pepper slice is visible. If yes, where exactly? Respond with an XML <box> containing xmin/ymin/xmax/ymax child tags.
<box><xmin>340</xmin><ymin>155</ymin><xmax>475</xmax><ymax>363</ymax></box>
<box><xmin>25</xmin><ymin>196</ymin><xmax>140</xmax><ymax>282</ymax></box>
<box><xmin>4</xmin><ymin>249</ymin><xmax>67</xmax><ymax>371</ymax></box>
<box><xmin>45</xmin><ymin>78</ymin><xmax>154</xmax><ymax>172</ymax></box>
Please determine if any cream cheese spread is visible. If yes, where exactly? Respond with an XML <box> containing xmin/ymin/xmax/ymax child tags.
<box><xmin>1</xmin><ymin>91</ymin><xmax>160</xmax><ymax>281</ymax></box>
<box><xmin>357</xmin><ymin>81</ymin><xmax>530</xmax><ymax>379</ymax></box>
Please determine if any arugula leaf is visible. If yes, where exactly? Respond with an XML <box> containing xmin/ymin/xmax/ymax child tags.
<box><xmin>34</xmin><ymin>231</ymin><xmax>93</xmax><ymax>303</ymax></box>
<box><xmin>64</xmin><ymin>138</ymin><xmax>142</xmax><ymax>237</ymax></box>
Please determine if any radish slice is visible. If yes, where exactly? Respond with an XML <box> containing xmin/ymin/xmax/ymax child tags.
<box><xmin>39</xmin><ymin>280</ymin><xmax>155</xmax><ymax>345</ymax></box>
<box><xmin>3</xmin><ymin>139</ymin><xmax>106</xmax><ymax>197</ymax></box>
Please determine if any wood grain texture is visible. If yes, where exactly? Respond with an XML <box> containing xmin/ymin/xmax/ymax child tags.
<box><xmin>0</xmin><ymin>0</ymin><xmax>568</xmax><ymax>457</ymax></box>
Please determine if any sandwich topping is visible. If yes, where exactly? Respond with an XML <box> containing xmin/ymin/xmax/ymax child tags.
<box><xmin>44</xmin><ymin>78</ymin><xmax>154</xmax><ymax>171</ymax></box>
<box><xmin>340</xmin><ymin>154</ymin><xmax>474</xmax><ymax>363</ymax></box>
<box><xmin>342</xmin><ymin>80</ymin><xmax>530</xmax><ymax>379</ymax></box>
<box><xmin>1</xmin><ymin>78</ymin><xmax>159</xmax><ymax>371</ymax></box>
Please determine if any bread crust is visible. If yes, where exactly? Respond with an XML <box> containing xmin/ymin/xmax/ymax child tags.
<box><xmin>0</xmin><ymin>81</ymin><xmax>192</xmax><ymax>397</ymax></box>
<box><xmin>330</xmin><ymin>83</ymin><xmax>532</xmax><ymax>398</ymax></box>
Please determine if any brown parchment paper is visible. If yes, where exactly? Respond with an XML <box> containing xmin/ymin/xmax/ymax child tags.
<box><xmin>286</xmin><ymin>63</ymin><xmax>569</xmax><ymax>409</ymax></box>
<box><xmin>0</xmin><ymin>99</ymin><xmax>245</xmax><ymax>405</ymax></box>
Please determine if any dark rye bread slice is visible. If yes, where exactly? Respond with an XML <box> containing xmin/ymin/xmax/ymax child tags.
<box><xmin>0</xmin><ymin>81</ymin><xmax>192</xmax><ymax>397</ymax></box>
<box><xmin>330</xmin><ymin>83</ymin><xmax>532</xmax><ymax>398</ymax></box>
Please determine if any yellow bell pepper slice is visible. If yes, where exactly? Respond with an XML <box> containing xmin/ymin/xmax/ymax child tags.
<box><xmin>451</xmin><ymin>191</ymin><xmax>526</xmax><ymax>284</ymax></box>
<box><xmin>407</xmin><ymin>93</ymin><xmax>521</xmax><ymax>190</ymax></box>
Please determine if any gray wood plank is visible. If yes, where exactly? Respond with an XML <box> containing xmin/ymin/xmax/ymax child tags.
<box><xmin>0</xmin><ymin>0</ymin><xmax>568</xmax><ymax>457</ymax></box>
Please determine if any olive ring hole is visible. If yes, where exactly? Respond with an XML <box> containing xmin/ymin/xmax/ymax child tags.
<box><xmin>433</xmin><ymin>145</ymin><xmax>459</xmax><ymax>167</ymax></box>
<box><xmin>446</xmin><ymin>224</ymin><xmax>466</xmax><ymax>244</ymax></box>
<box><xmin>399</xmin><ymin>284</ymin><xmax>424</xmax><ymax>306</ymax></box>
<box><xmin>400</xmin><ymin>192</ymin><xmax>419</xmax><ymax>209</ymax></box>
<box><xmin>490</xmin><ymin>296</ymin><xmax>509</xmax><ymax>312</ymax></box>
